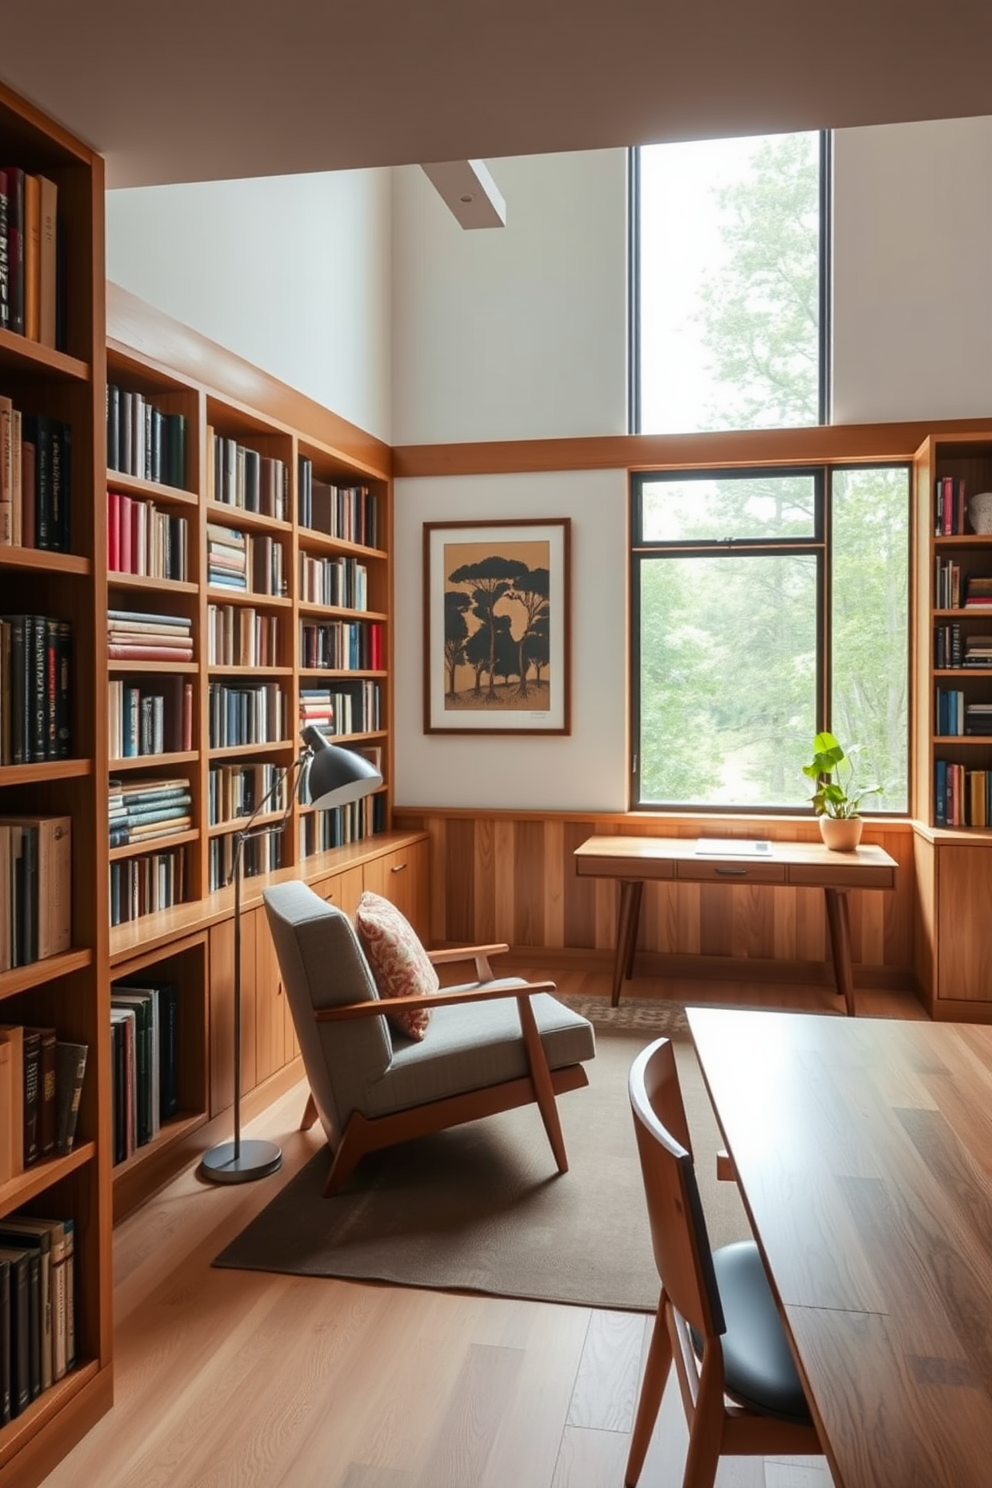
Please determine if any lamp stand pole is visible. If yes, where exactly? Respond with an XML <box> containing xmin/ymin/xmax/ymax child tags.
<box><xmin>200</xmin><ymin>757</ymin><xmax>305</xmax><ymax>1185</ymax></box>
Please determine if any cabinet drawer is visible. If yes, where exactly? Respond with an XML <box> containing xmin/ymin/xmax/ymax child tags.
<box><xmin>676</xmin><ymin>859</ymin><xmax>787</xmax><ymax>885</ymax></box>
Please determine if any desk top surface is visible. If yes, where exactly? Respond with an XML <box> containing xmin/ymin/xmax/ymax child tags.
<box><xmin>688</xmin><ymin>1006</ymin><xmax>992</xmax><ymax>1488</ymax></box>
<box><xmin>574</xmin><ymin>834</ymin><xmax>897</xmax><ymax>884</ymax></box>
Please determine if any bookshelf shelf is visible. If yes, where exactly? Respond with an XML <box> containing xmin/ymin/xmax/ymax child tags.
<box><xmin>108</xmin><ymin>471</ymin><xmax>198</xmax><ymax>507</ymax></box>
<box><xmin>0</xmin><ymin>949</ymin><xmax>93</xmax><ymax>1000</ymax></box>
<box><xmin>0</xmin><ymin>1359</ymin><xmax>103</xmax><ymax>1477</ymax></box>
<box><xmin>205</xmin><ymin>499</ymin><xmax>292</xmax><ymax>535</ymax></box>
<box><xmin>0</xmin><ymin>327</ymin><xmax>89</xmax><ymax>381</ymax></box>
<box><xmin>110</xmin><ymin>750</ymin><xmax>198</xmax><ymax>770</ymax></box>
<box><xmin>0</xmin><ymin>759</ymin><xmax>92</xmax><ymax>785</ymax></box>
<box><xmin>0</xmin><ymin>547</ymin><xmax>90</xmax><ymax>576</ymax></box>
<box><xmin>108</xmin><ymin>829</ymin><xmax>200</xmax><ymax>862</ymax></box>
<box><xmin>108</xmin><ymin>573</ymin><xmax>198</xmax><ymax>595</ymax></box>
<box><xmin>0</xmin><ymin>1141</ymin><xmax>96</xmax><ymax>1214</ymax></box>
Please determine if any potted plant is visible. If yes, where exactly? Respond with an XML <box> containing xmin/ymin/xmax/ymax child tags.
<box><xmin>801</xmin><ymin>731</ymin><xmax>882</xmax><ymax>851</ymax></box>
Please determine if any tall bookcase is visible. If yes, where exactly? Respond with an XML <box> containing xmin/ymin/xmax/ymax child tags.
<box><xmin>0</xmin><ymin>84</ymin><xmax>113</xmax><ymax>1487</ymax></box>
<box><xmin>912</xmin><ymin>432</ymin><xmax>992</xmax><ymax>1015</ymax></box>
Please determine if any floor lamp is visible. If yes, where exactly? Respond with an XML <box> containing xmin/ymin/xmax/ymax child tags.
<box><xmin>200</xmin><ymin>725</ymin><xmax>382</xmax><ymax>1184</ymax></box>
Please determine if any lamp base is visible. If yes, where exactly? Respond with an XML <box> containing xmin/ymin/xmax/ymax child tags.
<box><xmin>200</xmin><ymin>1138</ymin><xmax>283</xmax><ymax>1184</ymax></box>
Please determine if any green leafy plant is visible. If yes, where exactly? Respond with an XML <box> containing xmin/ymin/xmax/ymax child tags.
<box><xmin>801</xmin><ymin>732</ymin><xmax>882</xmax><ymax>819</ymax></box>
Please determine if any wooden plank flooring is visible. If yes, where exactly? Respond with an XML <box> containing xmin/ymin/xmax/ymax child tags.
<box><xmin>39</xmin><ymin>971</ymin><xmax>922</xmax><ymax>1487</ymax></box>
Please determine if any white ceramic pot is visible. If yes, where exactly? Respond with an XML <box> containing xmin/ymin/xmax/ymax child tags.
<box><xmin>819</xmin><ymin>815</ymin><xmax>863</xmax><ymax>852</ymax></box>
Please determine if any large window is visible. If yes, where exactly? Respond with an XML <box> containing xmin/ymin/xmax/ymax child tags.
<box><xmin>632</xmin><ymin>465</ymin><xmax>910</xmax><ymax>813</ymax></box>
<box><xmin>633</xmin><ymin>132</ymin><xmax>829</xmax><ymax>434</ymax></box>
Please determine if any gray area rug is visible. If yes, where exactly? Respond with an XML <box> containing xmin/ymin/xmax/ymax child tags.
<box><xmin>213</xmin><ymin>998</ymin><xmax>749</xmax><ymax>1312</ymax></box>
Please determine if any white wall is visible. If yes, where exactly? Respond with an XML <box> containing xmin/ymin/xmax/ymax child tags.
<box><xmin>832</xmin><ymin>116</ymin><xmax>992</xmax><ymax>423</ymax></box>
<box><xmin>393</xmin><ymin>469</ymin><xmax>629</xmax><ymax>811</ymax></box>
<box><xmin>106</xmin><ymin>169</ymin><xmax>393</xmax><ymax>442</ymax></box>
<box><xmin>390</xmin><ymin>151</ymin><xmax>628</xmax><ymax>444</ymax></box>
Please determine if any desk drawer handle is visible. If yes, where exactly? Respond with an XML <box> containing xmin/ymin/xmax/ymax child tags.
<box><xmin>715</xmin><ymin>867</ymin><xmax>747</xmax><ymax>876</ymax></box>
<box><xmin>391</xmin><ymin>862</ymin><xmax>407</xmax><ymax>873</ymax></box>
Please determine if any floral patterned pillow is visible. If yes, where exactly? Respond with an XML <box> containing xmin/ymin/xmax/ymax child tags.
<box><xmin>354</xmin><ymin>890</ymin><xmax>440</xmax><ymax>1041</ymax></box>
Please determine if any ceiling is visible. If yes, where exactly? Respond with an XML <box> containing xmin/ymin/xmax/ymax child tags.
<box><xmin>1</xmin><ymin>0</ymin><xmax>990</xmax><ymax>189</ymax></box>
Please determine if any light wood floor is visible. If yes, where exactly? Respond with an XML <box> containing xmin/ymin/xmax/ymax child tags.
<box><xmin>39</xmin><ymin>971</ymin><xmax>923</xmax><ymax>1488</ymax></box>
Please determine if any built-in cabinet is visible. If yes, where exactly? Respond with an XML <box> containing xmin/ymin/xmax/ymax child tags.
<box><xmin>912</xmin><ymin>434</ymin><xmax>992</xmax><ymax>1015</ymax></box>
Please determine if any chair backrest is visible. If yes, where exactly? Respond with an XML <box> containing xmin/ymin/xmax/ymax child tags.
<box><xmin>263</xmin><ymin>881</ymin><xmax>393</xmax><ymax>1142</ymax></box>
<box><xmin>628</xmin><ymin>1037</ymin><xmax>726</xmax><ymax>1342</ymax></box>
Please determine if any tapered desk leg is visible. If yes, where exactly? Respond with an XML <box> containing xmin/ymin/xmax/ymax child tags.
<box><xmin>824</xmin><ymin>887</ymin><xmax>856</xmax><ymax>1017</ymax></box>
<box><xmin>612</xmin><ymin>879</ymin><xmax>644</xmax><ymax>1007</ymax></box>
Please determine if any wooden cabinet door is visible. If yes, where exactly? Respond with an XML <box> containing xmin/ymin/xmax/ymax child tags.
<box><xmin>937</xmin><ymin>846</ymin><xmax>992</xmax><ymax>1003</ymax></box>
<box><xmin>363</xmin><ymin>839</ymin><xmax>429</xmax><ymax>938</ymax></box>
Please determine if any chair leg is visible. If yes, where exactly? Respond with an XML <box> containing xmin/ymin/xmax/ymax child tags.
<box><xmin>682</xmin><ymin>1347</ymin><xmax>725</xmax><ymax>1488</ymax></box>
<box><xmin>516</xmin><ymin>993</ymin><xmax>568</xmax><ymax>1173</ymax></box>
<box><xmin>300</xmin><ymin>1092</ymin><xmax>318</xmax><ymax>1131</ymax></box>
<box><xmin>625</xmin><ymin>1294</ymin><xmax>674</xmax><ymax>1488</ymax></box>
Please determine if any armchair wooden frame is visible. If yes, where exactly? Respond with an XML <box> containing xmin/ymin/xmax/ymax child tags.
<box><xmin>300</xmin><ymin>942</ymin><xmax>590</xmax><ymax>1197</ymax></box>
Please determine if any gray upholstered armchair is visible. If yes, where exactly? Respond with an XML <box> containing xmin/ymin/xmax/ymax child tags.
<box><xmin>262</xmin><ymin>881</ymin><xmax>596</xmax><ymax>1195</ymax></box>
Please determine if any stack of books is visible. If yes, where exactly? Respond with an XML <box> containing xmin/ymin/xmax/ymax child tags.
<box><xmin>207</xmin><ymin>431</ymin><xmax>288</xmax><ymax>519</ymax></box>
<box><xmin>107</xmin><ymin>609</ymin><xmax>193</xmax><ymax>663</ymax></box>
<box><xmin>965</xmin><ymin>702</ymin><xmax>992</xmax><ymax>737</ymax></box>
<box><xmin>0</xmin><ymin>1025</ymin><xmax>87</xmax><ymax>1176</ymax></box>
<box><xmin>0</xmin><ymin>614</ymin><xmax>72</xmax><ymax>763</ymax></box>
<box><xmin>108</xmin><ymin>677</ymin><xmax>194</xmax><ymax>759</ymax></box>
<box><xmin>297</xmin><ymin>457</ymin><xmax>379</xmax><ymax>546</ymax></box>
<box><xmin>110</xmin><ymin>975</ymin><xmax>180</xmax><ymax>1164</ymax></box>
<box><xmin>964</xmin><ymin>633</ymin><xmax>992</xmax><ymax>667</ymax></box>
<box><xmin>207</xmin><ymin>604</ymin><xmax>279</xmax><ymax>667</ymax></box>
<box><xmin>107</xmin><ymin>491</ymin><xmax>188</xmax><ymax>579</ymax></box>
<box><xmin>298</xmin><ymin>552</ymin><xmax>368</xmax><ymax>608</ymax></box>
<box><xmin>0</xmin><ymin>816</ymin><xmax>71</xmax><ymax>971</ymax></box>
<box><xmin>108</xmin><ymin>778</ymin><xmax>192</xmax><ymax>848</ymax></box>
<box><xmin>0</xmin><ymin>1211</ymin><xmax>77</xmax><ymax>1423</ymax></box>
<box><xmin>206</xmin><ymin>523</ymin><xmax>247</xmax><ymax>591</ymax></box>
<box><xmin>299</xmin><ymin>618</ymin><xmax>383</xmax><ymax>670</ymax></box>
<box><xmin>964</xmin><ymin>576</ymin><xmax>992</xmax><ymax>609</ymax></box>
<box><xmin>207</xmin><ymin>682</ymin><xmax>285</xmax><ymax>748</ymax></box>
<box><xmin>106</xmin><ymin>388</ymin><xmax>187</xmax><ymax>488</ymax></box>
<box><xmin>0</xmin><ymin>167</ymin><xmax>60</xmax><ymax>348</ymax></box>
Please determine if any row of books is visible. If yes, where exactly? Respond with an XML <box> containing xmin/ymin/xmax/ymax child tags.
<box><xmin>0</xmin><ymin>1212</ymin><xmax>76</xmax><ymax>1425</ymax></box>
<box><xmin>108</xmin><ymin>676</ymin><xmax>194</xmax><ymax>760</ymax></box>
<box><xmin>109</xmin><ymin>777</ymin><xmax>192</xmax><ymax>848</ymax></box>
<box><xmin>0</xmin><ymin>1026</ymin><xmax>87</xmax><ymax>1180</ymax></box>
<box><xmin>110</xmin><ymin>975</ymin><xmax>180</xmax><ymax>1164</ymax></box>
<box><xmin>299</xmin><ymin>553</ymin><xmax>368</xmax><ymax>609</ymax></box>
<box><xmin>0</xmin><ymin>816</ymin><xmax>71</xmax><ymax>973</ymax></box>
<box><xmin>109</xmin><ymin>847</ymin><xmax>187</xmax><ymax>927</ymax></box>
<box><xmin>207</xmin><ymin>523</ymin><xmax>285</xmax><ymax>597</ymax></box>
<box><xmin>0</xmin><ymin>404</ymin><xmax>71</xmax><ymax>551</ymax></box>
<box><xmin>935</xmin><ymin>689</ymin><xmax>992</xmax><ymax>738</ymax></box>
<box><xmin>208</xmin><ymin>761</ymin><xmax>286</xmax><ymax>826</ymax></box>
<box><xmin>206</xmin><ymin>430</ymin><xmax>289</xmax><ymax>520</ymax></box>
<box><xmin>207</xmin><ymin>604</ymin><xmax>280</xmax><ymax>668</ymax></box>
<box><xmin>934</xmin><ymin>625</ymin><xmax>992</xmax><ymax>670</ymax></box>
<box><xmin>934</xmin><ymin>475</ymin><xmax>969</xmax><ymax>536</ymax></box>
<box><xmin>108</xmin><ymin>608</ymin><xmax>193</xmax><ymax>663</ymax></box>
<box><xmin>207</xmin><ymin>829</ymin><xmax>283</xmax><ymax>892</ymax></box>
<box><xmin>207</xmin><ymin>682</ymin><xmax>286</xmax><ymax>748</ymax></box>
<box><xmin>300</xmin><ymin>682</ymin><xmax>381</xmax><ymax>737</ymax></box>
<box><xmin>934</xmin><ymin>761</ymin><xmax>992</xmax><ymax>829</ymax></box>
<box><xmin>297</xmin><ymin>457</ymin><xmax>379</xmax><ymax>547</ymax></box>
<box><xmin>0</xmin><ymin>166</ymin><xmax>60</xmax><ymax>348</ymax></box>
<box><xmin>107</xmin><ymin>490</ymin><xmax>189</xmax><ymax>580</ymax></box>
<box><xmin>300</xmin><ymin>619</ymin><xmax>384</xmax><ymax>672</ymax></box>
<box><xmin>0</xmin><ymin>614</ymin><xmax>72</xmax><ymax>765</ymax></box>
<box><xmin>300</xmin><ymin>792</ymin><xmax>385</xmax><ymax>856</ymax></box>
<box><xmin>106</xmin><ymin>387</ymin><xmax>187</xmax><ymax>489</ymax></box>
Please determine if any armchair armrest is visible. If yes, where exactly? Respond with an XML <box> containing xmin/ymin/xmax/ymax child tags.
<box><xmin>314</xmin><ymin>979</ymin><xmax>557</xmax><ymax>1022</ymax></box>
<box><xmin>427</xmin><ymin>942</ymin><xmax>510</xmax><ymax>981</ymax></box>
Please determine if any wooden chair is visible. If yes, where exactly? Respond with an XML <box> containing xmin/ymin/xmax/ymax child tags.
<box><xmin>625</xmin><ymin>1037</ymin><xmax>821</xmax><ymax>1488</ymax></box>
<box><xmin>262</xmin><ymin>881</ymin><xmax>596</xmax><ymax>1195</ymax></box>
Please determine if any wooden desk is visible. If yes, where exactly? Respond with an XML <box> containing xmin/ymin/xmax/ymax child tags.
<box><xmin>573</xmin><ymin>835</ymin><xmax>897</xmax><ymax>1014</ymax></box>
<box><xmin>688</xmin><ymin>1006</ymin><xmax>992</xmax><ymax>1488</ymax></box>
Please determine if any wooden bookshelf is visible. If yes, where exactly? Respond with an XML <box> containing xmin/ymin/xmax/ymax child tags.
<box><xmin>912</xmin><ymin>432</ymin><xmax>992</xmax><ymax>1014</ymax></box>
<box><xmin>0</xmin><ymin>79</ymin><xmax>113</xmax><ymax>1488</ymax></box>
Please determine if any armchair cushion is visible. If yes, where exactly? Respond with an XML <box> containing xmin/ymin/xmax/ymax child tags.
<box><xmin>354</xmin><ymin>889</ymin><xmax>440</xmax><ymax>1041</ymax></box>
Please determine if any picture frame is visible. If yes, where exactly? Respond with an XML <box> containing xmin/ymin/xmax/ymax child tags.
<box><xmin>423</xmin><ymin>518</ymin><xmax>571</xmax><ymax>735</ymax></box>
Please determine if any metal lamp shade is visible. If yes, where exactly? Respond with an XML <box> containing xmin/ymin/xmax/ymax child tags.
<box><xmin>301</xmin><ymin>726</ymin><xmax>383</xmax><ymax>809</ymax></box>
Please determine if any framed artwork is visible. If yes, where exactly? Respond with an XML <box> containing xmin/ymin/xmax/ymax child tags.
<box><xmin>423</xmin><ymin>518</ymin><xmax>571</xmax><ymax>735</ymax></box>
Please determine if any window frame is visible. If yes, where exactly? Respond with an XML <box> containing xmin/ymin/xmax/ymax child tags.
<box><xmin>629</xmin><ymin>460</ymin><xmax>911</xmax><ymax>815</ymax></box>
<box><xmin>629</xmin><ymin>131</ymin><xmax>833</xmax><ymax>435</ymax></box>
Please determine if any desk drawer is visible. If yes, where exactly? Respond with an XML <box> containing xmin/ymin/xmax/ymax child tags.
<box><xmin>676</xmin><ymin>860</ymin><xmax>787</xmax><ymax>885</ymax></box>
<box><xmin>788</xmin><ymin>863</ymin><xmax>895</xmax><ymax>890</ymax></box>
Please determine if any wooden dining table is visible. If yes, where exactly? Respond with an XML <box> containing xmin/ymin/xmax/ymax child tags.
<box><xmin>687</xmin><ymin>1005</ymin><xmax>992</xmax><ymax>1488</ymax></box>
